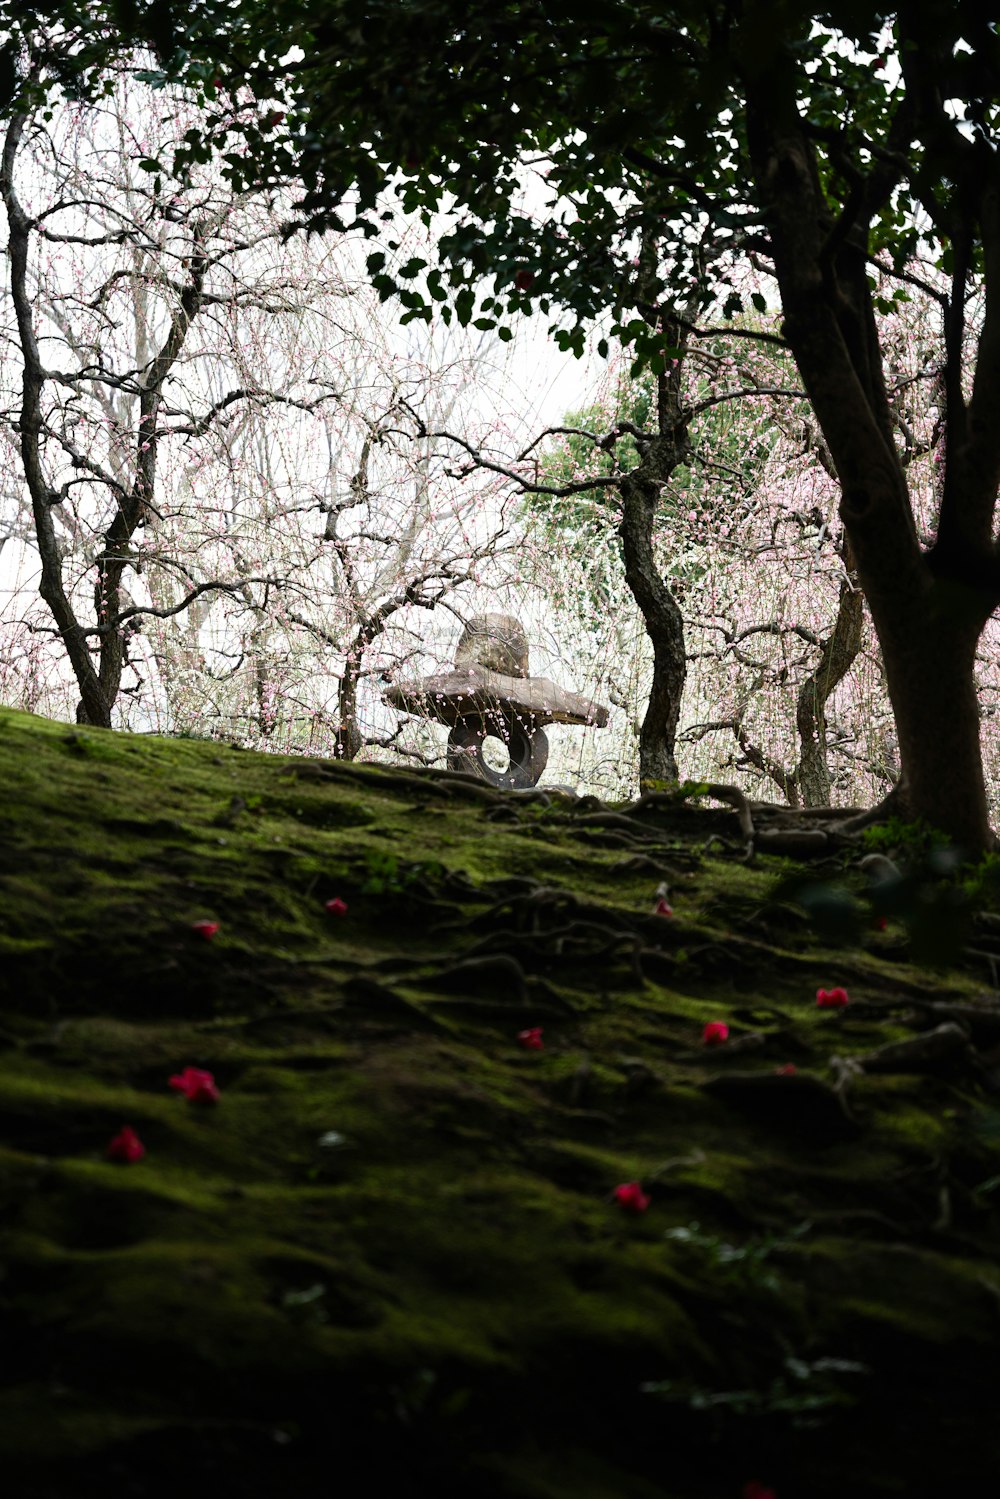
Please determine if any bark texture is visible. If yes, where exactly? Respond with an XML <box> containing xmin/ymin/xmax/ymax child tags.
<box><xmin>741</xmin><ymin>14</ymin><xmax>1000</xmax><ymax>848</ymax></box>
<box><xmin>1</xmin><ymin>114</ymin><xmax>107</xmax><ymax>725</ymax></box>
<box><xmin>2</xmin><ymin>110</ymin><xmax>212</xmax><ymax>729</ymax></box>
<box><xmin>617</xmin><ymin>323</ymin><xmax>692</xmax><ymax>788</ymax></box>
<box><xmin>795</xmin><ymin>560</ymin><xmax>865</xmax><ymax>807</ymax></box>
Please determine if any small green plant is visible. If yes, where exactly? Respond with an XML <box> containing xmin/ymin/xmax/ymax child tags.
<box><xmin>641</xmin><ymin>1355</ymin><xmax>868</xmax><ymax>1424</ymax></box>
<box><xmin>664</xmin><ymin>1220</ymin><xmax>810</xmax><ymax>1295</ymax></box>
<box><xmin>280</xmin><ymin>1283</ymin><xmax>328</xmax><ymax>1326</ymax></box>
<box><xmin>962</xmin><ymin>849</ymin><xmax>1000</xmax><ymax>910</ymax></box>
<box><xmin>359</xmin><ymin>849</ymin><xmax>447</xmax><ymax>898</ymax></box>
<box><xmin>859</xmin><ymin>816</ymin><xmax>951</xmax><ymax>859</ymax></box>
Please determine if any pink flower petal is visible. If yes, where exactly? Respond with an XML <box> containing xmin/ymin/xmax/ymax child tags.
<box><xmin>517</xmin><ymin>1027</ymin><xmax>544</xmax><ymax>1051</ymax></box>
<box><xmin>169</xmin><ymin>1066</ymin><xmax>220</xmax><ymax>1104</ymax></box>
<box><xmin>613</xmin><ymin>1181</ymin><xmax>651</xmax><ymax>1213</ymax></box>
<box><xmin>702</xmin><ymin>1021</ymin><xmax>729</xmax><ymax>1046</ymax></box>
<box><xmin>108</xmin><ymin>1125</ymin><xmax>145</xmax><ymax>1163</ymax></box>
<box><xmin>816</xmin><ymin>986</ymin><xmax>850</xmax><ymax>1010</ymax></box>
<box><xmin>190</xmin><ymin>919</ymin><xmax>219</xmax><ymax>940</ymax></box>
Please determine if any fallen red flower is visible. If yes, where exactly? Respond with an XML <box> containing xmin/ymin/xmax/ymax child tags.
<box><xmin>613</xmin><ymin>1181</ymin><xmax>651</xmax><ymax>1213</ymax></box>
<box><xmin>517</xmin><ymin>1027</ymin><xmax>544</xmax><ymax>1051</ymax></box>
<box><xmin>169</xmin><ymin>1066</ymin><xmax>220</xmax><ymax>1105</ymax></box>
<box><xmin>702</xmin><ymin>1020</ymin><xmax>729</xmax><ymax>1046</ymax></box>
<box><xmin>190</xmin><ymin>919</ymin><xmax>219</xmax><ymax>941</ymax></box>
<box><xmin>324</xmin><ymin>896</ymin><xmax>348</xmax><ymax>916</ymax></box>
<box><xmin>654</xmin><ymin>897</ymin><xmax>673</xmax><ymax>917</ymax></box>
<box><xmin>108</xmin><ymin>1125</ymin><xmax>145</xmax><ymax>1163</ymax></box>
<box><xmin>816</xmin><ymin>986</ymin><xmax>850</xmax><ymax>1010</ymax></box>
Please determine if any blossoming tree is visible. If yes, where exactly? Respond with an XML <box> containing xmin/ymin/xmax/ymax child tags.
<box><xmin>82</xmin><ymin>0</ymin><xmax>997</xmax><ymax>848</ymax></box>
<box><xmin>0</xmin><ymin>66</ymin><xmax>516</xmax><ymax>754</ymax></box>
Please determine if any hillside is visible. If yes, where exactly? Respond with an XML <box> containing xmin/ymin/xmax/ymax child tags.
<box><xmin>1</xmin><ymin>705</ymin><xmax>999</xmax><ymax>1499</ymax></box>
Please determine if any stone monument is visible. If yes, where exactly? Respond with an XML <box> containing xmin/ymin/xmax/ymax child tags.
<box><xmin>383</xmin><ymin>612</ymin><xmax>609</xmax><ymax>789</ymax></box>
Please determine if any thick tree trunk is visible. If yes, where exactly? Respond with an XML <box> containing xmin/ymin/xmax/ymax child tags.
<box><xmin>742</xmin><ymin>51</ymin><xmax>998</xmax><ymax>849</ymax></box>
<box><xmin>862</xmin><ymin>585</ymin><xmax>994</xmax><ymax>849</ymax></box>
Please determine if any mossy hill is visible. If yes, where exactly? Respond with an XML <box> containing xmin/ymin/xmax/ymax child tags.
<box><xmin>2</xmin><ymin>706</ymin><xmax>1000</xmax><ymax>1499</ymax></box>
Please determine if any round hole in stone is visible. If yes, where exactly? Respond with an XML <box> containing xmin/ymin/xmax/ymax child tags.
<box><xmin>481</xmin><ymin>735</ymin><xmax>510</xmax><ymax>773</ymax></box>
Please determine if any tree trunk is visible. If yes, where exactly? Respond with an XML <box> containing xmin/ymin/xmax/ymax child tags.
<box><xmin>858</xmin><ymin>584</ymin><xmax>994</xmax><ymax>849</ymax></box>
<box><xmin>618</xmin><ymin>458</ymin><xmax>688</xmax><ymax>787</ymax></box>
<box><xmin>617</xmin><ymin>312</ymin><xmax>692</xmax><ymax>790</ymax></box>
<box><xmin>742</xmin><ymin>55</ymin><xmax>997</xmax><ymax>849</ymax></box>
<box><xmin>795</xmin><ymin>558</ymin><xmax>865</xmax><ymax>806</ymax></box>
<box><xmin>2</xmin><ymin>113</ymin><xmax>111</xmax><ymax>727</ymax></box>
<box><xmin>334</xmin><ymin>629</ymin><xmax>365</xmax><ymax>760</ymax></box>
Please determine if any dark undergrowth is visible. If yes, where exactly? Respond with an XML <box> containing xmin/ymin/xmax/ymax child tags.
<box><xmin>2</xmin><ymin>707</ymin><xmax>1000</xmax><ymax>1498</ymax></box>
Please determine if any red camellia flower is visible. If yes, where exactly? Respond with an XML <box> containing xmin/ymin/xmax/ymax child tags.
<box><xmin>613</xmin><ymin>1181</ymin><xmax>651</xmax><ymax>1213</ymax></box>
<box><xmin>514</xmin><ymin>269</ymin><xmax>535</xmax><ymax>291</ymax></box>
<box><xmin>191</xmin><ymin>919</ymin><xmax>219</xmax><ymax>941</ymax></box>
<box><xmin>169</xmin><ymin>1066</ymin><xmax>220</xmax><ymax>1105</ymax></box>
<box><xmin>702</xmin><ymin>1020</ymin><xmax>729</xmax><ymax>1046</ymax></box>
<box><xmin>517</xmin><ymin>1027</ymin><xmax>544</xmax><ymax>1051</ymax></box>
<box><xmin>324</xmin><ymin>896</ymin><xmax>348</xmax><ymax>916</ymax></box>
<box><xmin>816</xmin><ymin>986</ymin><xmax>850</xmax><ymax>1010</ymax></box>
<box><xmin>108</xmin><ymin>1125</ymin><xmax>145</xmax><ymax>1163</ymax></box>
<box><xmin>654</xmin><ymin>897</ymin><xmax>673</xmax><ymax>917</ymax></box>
<box><xmin>742</xmin><ymin>1483</ymin><xmax>777</xmax><ymax>1499</ymax></box>
<box><xmin>775</xmin><ymin>1064</ymin><xmax>797</xmax><ymax>1076</ymax></box>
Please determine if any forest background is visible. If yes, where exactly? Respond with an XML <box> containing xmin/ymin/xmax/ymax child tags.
<box><xmin>1</xmin><ymin>8</ymin><xmax>998</xmax><ymax>824</ymax></box>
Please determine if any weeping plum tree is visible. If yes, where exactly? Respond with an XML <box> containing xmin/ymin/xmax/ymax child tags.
<box><xmin>523</xmin><ymin>283</ymin><xmax>961</xmax><ymax>811</ymax></box>
<box><xmin>134</xmin><ymin>0</ymin><xmax>1000</xmax><ymax>848</ymax></box>
<box><xmin>4</xmin><ymin>1</ymin><xmax>999</xmax><ymax>845</ymax></box>
<box><xmin>0</xmin><ymin>45</ymin><xmax>515</xmax><ymax>752</ymax></box>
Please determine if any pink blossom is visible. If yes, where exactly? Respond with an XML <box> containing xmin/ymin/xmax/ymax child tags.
<box><xmin>816</xmin><ymin>987</ymin><xmax>849</xmax><ymax>1010</ymax></box>
<box><xmin>517</xmin><ymin>1027</ymin><xmax>544</xmax><ymax>1050</ymax></box>
<box><xmin>169</xmin><ymin>1066</ymin><xmax>220</xmax><ymax>1105</ymax></box>
<box><xmin>190</xmin><ymin>919</ymin><xmax>219</xmax><ymax>941</ymax></box>
<box><xmin>108</xmin><ymin>1125</ymin><xmax>145</xmax><ymax>1163</ymax></box>
<box><xmin>702</xmin><ymin>1021</ymin><xmax>729</xmax><ymax>1046</ymax></box>
<box><xmin>613</xmin><ymin>1181</ymin><xmax>651</xmax><ymax>1213</ymax></box>
<box><xmin>324</xmin><ymin>897</ymin><xmax>348</xmax><ymax>916</ymax></box>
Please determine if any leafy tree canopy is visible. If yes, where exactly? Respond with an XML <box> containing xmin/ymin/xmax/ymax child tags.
<box><xmin>5</xmin><ymin>3</ymin><xmax>996</xmax><ymax>359</ymax></box>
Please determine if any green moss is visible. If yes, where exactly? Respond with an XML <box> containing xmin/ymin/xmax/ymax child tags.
<box><xmin>1</xmin><ymin>705</ymin><xmax>999</xmax><ymax>1495</ymax></box>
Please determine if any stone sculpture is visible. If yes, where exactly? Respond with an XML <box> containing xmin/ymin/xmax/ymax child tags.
<box><xmin>383</xmin><ymin>612</ymin><xmax>609</xmax><ymax>789</ymax></box>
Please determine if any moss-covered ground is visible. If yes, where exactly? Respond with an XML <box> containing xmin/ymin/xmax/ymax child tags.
<box><xmin>2</xmin><ymin>706</ymin><xmax>1000</xmax><ymax>1498</ymax></box>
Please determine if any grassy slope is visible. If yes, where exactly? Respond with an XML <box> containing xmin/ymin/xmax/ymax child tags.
<box><xmin>1</xmin><ymin>706</ymin><xmax>999</xmax><ymax>1498</ymax></box>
